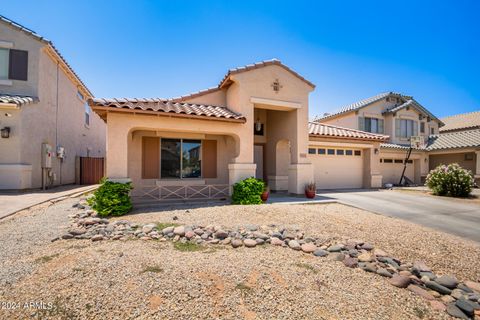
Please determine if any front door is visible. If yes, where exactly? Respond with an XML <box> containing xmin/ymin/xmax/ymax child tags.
<box><xmin>254</xmin><ymin>145</ymin><xmax>264</xmax><ymax>180</ymax></box>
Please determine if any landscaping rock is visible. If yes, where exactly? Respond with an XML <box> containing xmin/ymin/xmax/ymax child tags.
<box><xmin>360</xmin><ymin>262</ymin><xmax>377</xmax><ymax>273</ymax></box>
<box><xmin>214</xmin><ymin>230</ymin><xmax>228</xmax><ymax>239</ymax></box>
<box><xmin>465</xmin><ymin>281</ymin><xmax>480</xmax><ymax>293</ymax></box>
<box><xmin>437</xmin><ymin>275</ymin><xmax>459</xmax><ymax>289</ymax></box>
<box><xmin>452</xmin><ymin>289</ymin><xmax>466</xmax><ymax>300</ymax></box>
<box><xmin>162</xmin><ymin>226</ymin><xmax>175</xmax><ymax>235</ymax></box>
<box><xmin>329</xmin><ymin>253</ymin><xmax>345</xmax><ymax>261</ymax></box>
<box><xmin>426</xmin><ymin>281</ymin><xmax>452</xmax><ymax>295</ymax></box>
<box><xmin>173</xmin><ymin>226</ymin><xmax>185</xmax><ymax>236</ymax></box>
<box><xmin>407</xmin><ymin>284</ymin><xmax>435</xmax><ymax>300</ymax></box>
<box><xmin>389</xmin><ymin>274</ymin><xmax>410</xmax><ymax>288</ymax></box>
<box><xmin>358</xmin><ymin>252</ymin><xmax>373</xmax><ymax>262</ymax></box>
<box><xmin>270</xmin><ymin>237</ymin><xmax>284</xmax><ymax>246</ymax></box>
<box><xmin>301</xmin><ymin>243</ymin><xmax>316</xmax><ymax>253</ymax></box>
<box><xmin>61</xmin><ymin>234</ymin><xmax>74</xmax><ymax>240</ymax></box>
<box><xmin>376</xmin><ymin>268</ymin><xmax>393</xmax><ymax>278</ymax></box>
<box><xmin>343</xmin><ymin>257</ymin><xmax>358</xmax><ymax>268</ymax></box>
<box><xmin>252</xmin><ymin>232</ymin><xmax>269</xmax><ymax>240</ymax></box>
<box><xmin>142</xmin><ymin>224</ymin><xmax>155</xmax><ymax>234</ymax></box>
<box><xmin>243</xmin><ymin>239</ymin><xmax>257</xmax><ymax>248</ymax></box>
<box><xmin>360</xmin><ymin>243</ymin><xmax>374</xmax><ymax>250</ymax></box>
<box><xmin>231</xmin><ymin>239</ymin><xmax>243</xmax><ymax>248</ymax></box>
<box><xmin>288</xmin><ymin>240</ymin><xmax>301</xmax><ymax>250</ymax></box>
<box><xmin>430</xmin><ymin>300</ymin><xmax>446</xmax><ymax>312</ymax></box>
<box><xmin>413</xmin><ymin>260</ymin><xmax>431</xmax><ymax>273</ymax></box>
<box><xmin>447</xmin><ymin>302</ymin><xmax>469</xmax><ymax>319</ymax></box>
<box><xmin>185</xmin><ymin>231</ymin><xmax>195</xmax><ymax>240</ymax></box>
<box><xmin>442</xmin><ymin>295</ymin><xmax>456</xmax><ymax>304</ymax></box>
<box><xmin>327</xmin><ymin>244</ymin><xmax>343</xmax><ymax>252</ymax></box>
<box><xmin>373</xmin><ymin>248</ymin><xmax>388</xmax><ymax>257</ymax></box>
<box><xmin>91</xmin><ymin>235</ymin><xmax>104</xmax><ymax>242</ymax></box>
<box><xmin>255</xmin><ymin>238</ymin><xmax>265</xmax><ymax>245</ymax></box>
<box><xmin>313</xmin><ymin>249</ymin><xmax>329</xmax><ymax>257</ymax></box>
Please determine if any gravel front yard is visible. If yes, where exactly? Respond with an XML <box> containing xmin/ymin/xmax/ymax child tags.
<box><xmin>1</xmin><ymin>199</ymin><xmax>479</xmax><ymax>319</ymax></box>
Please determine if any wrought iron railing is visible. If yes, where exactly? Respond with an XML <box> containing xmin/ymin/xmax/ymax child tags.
<box><xmin>132</xmin><ymin>184</ymin><xmax>229</xmax><ymax>201</ymax></box>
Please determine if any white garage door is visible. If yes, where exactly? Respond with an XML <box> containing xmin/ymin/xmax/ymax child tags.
<box><xmin>309</xmin><ymin>147</ymin><xmax>364</xmax><ymax>189</ymax></box>
<box><xmin>380</xmin><ymin>159</ymin><xmax>415</xmax><ymax>185</ymax></box>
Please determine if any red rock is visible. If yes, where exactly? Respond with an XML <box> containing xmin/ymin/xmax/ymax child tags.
<box><xmin>389</xmin><ymin>274</ymin><xmax>410</xmax><ymax>288</ymax></box>
<box><xmin>407</xmin><ymin>284</ymin><xmax>435</xmax><ymax>300</ymax></box>
<box><xmin>465</xmin><ymin>281</ymin><xmax>480</xmax><ymax>293</ymax></box>
<box><xmin>429</xmin><ymin>300</ymin><xmax>446</xmax><ymax>312</ymax></box>
<box><xmin>301</xmin><ymin>243</ymin><xmax>317</xmax><ymax>253</ymax></box>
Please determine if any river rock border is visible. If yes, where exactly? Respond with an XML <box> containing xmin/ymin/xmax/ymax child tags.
<box><xmin>56</xmin><ymin>200</ymin><xmax>480</xmax><ymax>320</ymax></box>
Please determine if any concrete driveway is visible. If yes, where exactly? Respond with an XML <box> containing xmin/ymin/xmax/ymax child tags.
<box><xmin>317</xmin><ymin>189</ymin><xmax>480</xmax><ymax>243</ymax></box>
<box><xmin>0</xmin><ymin>185</ymin><xmax>98</xmax><ymax>220</ymax></box>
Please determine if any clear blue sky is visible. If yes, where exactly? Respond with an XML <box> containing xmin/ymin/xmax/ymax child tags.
<box><xmin>2</xmin><ymin>1</ymin><xmax>479</xmax><ymax>118</ymax></box>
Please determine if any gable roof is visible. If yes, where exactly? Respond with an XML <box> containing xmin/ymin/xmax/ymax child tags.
<box><xmin>426</xmin><ymin>129</ymin><xmax>480</xmax><ymax>151</ymax></box>
<box><xmin>219</xmin><ymin>59</ymin><xmax>315</xmax><ymax>89</ymax></box>
<box><xmin>440</xmin><ymin>110</ymin><xmax>480</xmax><ymax>132</ymax></box>
<box><xmin>89</xmin><ymin>98</ymin><xmax>245</xmax><ymax>123</ymax></box>
<box><xmin>309</xmin><ymin>122</ymin><xmax>389</xmax><ymax>141</ymax></box>
<box><xmin>314</xmin><ymin>92</ymin><xmax>443</xmax><ymax>125</ymax></box>
<box><xmin>0</xmin><ymin>15</ymin><xmax>92</xmax><ymax>97</ymax></box>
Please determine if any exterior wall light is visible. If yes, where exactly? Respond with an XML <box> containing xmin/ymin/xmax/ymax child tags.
<box><xmin>1</xmin><ymin>127</ymin><xmax>10</xmax><ymax>138</ymax></box>
<box><xmin>374</xmin><ymin>148</ymin><xmax>379</xmax><ymax>154</ymax></box>
<box><xmin>255</xmin><ymin>118</ymin><xmax>263</xmax><ymax>132</ymax></box>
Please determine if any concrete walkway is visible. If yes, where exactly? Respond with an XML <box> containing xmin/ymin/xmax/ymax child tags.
<box><xmin>317</xmin><ymin>189</ymin><xmax>480</xmax><ymax>243</ymax></box>
<box><xmin>0</xmin><ymin>184</ymin><xmax>98</xmax><ymax>220</ymax></box>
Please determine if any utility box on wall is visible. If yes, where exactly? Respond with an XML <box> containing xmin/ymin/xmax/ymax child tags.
<box><xmin>41</xmin><ymin>143</ymin><xmax>52</xmax><ymax>168</ymax></box>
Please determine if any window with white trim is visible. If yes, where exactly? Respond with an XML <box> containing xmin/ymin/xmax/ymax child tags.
<box><xmin>396</xmin><ymin>119</ymin><xmax>418</xmax><ymax>138</ymax></box>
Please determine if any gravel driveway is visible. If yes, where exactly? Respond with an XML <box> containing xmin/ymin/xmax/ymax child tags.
<box><xmin>1</xmin><ymin>200</ymin><xmax>479</xmax><ymax>319</ymax></box>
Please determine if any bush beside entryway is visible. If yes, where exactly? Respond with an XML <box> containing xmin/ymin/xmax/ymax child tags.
<box><xmin>426</xmin><ymin>163</ymin><xmax>473</xmax><ymax>197</ymax></box>
<box><xmin>231</xmin><ymin>177</ymin><xmax>265</xmax><ymax>205</ymax></box>
<box><xmin>87</xmin><ymin>179</ymin><xmax>133</xmax><ymax>216</ymax></box>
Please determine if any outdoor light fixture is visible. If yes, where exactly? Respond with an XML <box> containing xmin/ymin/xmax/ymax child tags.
<box><xmin>374</xmin><ymin>148</ymin><xmax>379</xmax><ymax>154</ymax></box>
<box><xmin>1</xmin><ymin>127</ymin><xmax>11</xmax><ymax>138</ymax></box>
<box><xmin>255</xmin><ymin>118</ymin><xmax>262</xmax><ymax>132</ymax></box>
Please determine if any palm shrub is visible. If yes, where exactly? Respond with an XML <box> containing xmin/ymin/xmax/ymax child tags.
<box><xmin>425</xmin><ymin>163</ymin><xmax>473</xmax><ymax>197</ymax></box>
<box><xmin>87</xmin><ymin>178</ymin><xmax>133</xmax><ymax>216</ymax></box>
<box><xmin>232</xmin><ymin>177</ymin><xmax>265</xmax><ymax>205</ymax></box>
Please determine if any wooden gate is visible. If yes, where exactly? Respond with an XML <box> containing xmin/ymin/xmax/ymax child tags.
<box><xmin>80</xmin><ymin>157</ymin><xmax>104</xmax><ymax>184</ymax></box>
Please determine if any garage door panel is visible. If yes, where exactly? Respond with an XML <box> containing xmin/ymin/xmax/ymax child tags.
<box><xmin>310</xmin><ymin>150</ymin><xmax>363</xmax><ymax>189</ymax></box>
<box><xmin>380</xmin><ymin>162</ymin><xmax>414</xmax><ymax>185</ymax></box>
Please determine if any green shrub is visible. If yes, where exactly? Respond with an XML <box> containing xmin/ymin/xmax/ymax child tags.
<box><xmin>426</xmin><ymin>163</ymin><xmax>473</xmax><ymax>197</ymax></box>
<box><xmin>87</xmin><ymin>179</ymin><xmax>133</xmax><ymax>216</ymax></box>
<box><xmin>231</xmin><ymin>177</ymin><xmax>265</xmax><ymax>205</ymax></box>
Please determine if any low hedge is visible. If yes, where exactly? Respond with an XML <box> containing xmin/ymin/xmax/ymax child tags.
<box><xmin>425</xmin><ymin>163</ymin><xmax>473</xmax><ymax>197</ymax></box>
<box><xmin>87</xmin><ymin>179</ymin><xmax>133</xmax><ymax>217</ymax></box>
<box><xmin>232</xmin><ymin>177</ymin><xmax>265</xmax><ymax>205</ymax></box>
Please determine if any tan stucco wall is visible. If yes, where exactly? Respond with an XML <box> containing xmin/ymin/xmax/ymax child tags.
<box><xmin>429</xmin><ymin>151</ymin><xmax>477</xmax><ymax>174</ymax></box>
<box><xmin>182</xmin><ymin>89</ymin><xmax>226</xmax><ymax>106</ymax></box>
<box><xmin>0</xmin><ymin>23</ymin><xmax>106</xmax><ymax>189</ymax></box>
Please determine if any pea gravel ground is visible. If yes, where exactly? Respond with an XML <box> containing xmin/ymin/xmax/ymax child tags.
<box><xmin>1</xmin><ymin>198</ymin><xmax>479</xmax><ymax>319</ymax></box>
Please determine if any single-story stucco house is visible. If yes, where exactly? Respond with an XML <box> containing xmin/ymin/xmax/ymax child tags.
<box><xmin>89</xmin><ymin>59</ymin><xmax>479</xmax><ymax>201</ymax></box>
<box><xmin>0</xmin><ymin>15</ymin><xmax>105</xmax><ymax>189</ymax></box>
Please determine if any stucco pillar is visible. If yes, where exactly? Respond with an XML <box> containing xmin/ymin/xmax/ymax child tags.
<box><xmin>364</xmin><ymin>146</ymin><xmax>382</xmax><ymax>188</ymax></box>
<box><xmin>106</xmin><ymin>124</ymin><xmax>130</xmax><ymax>179</ymax></box>
<box><xmin>288</xmin><ymin>163</ymin><xmax>313</xmax><ymax>194</ymax></box>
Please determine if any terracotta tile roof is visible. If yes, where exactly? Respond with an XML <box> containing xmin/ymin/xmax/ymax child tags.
<box><xmin>89</xmin><ymin>98</ymin><xmax>246</xmax><ymax>122</ymax></box>
<box><xmin>0</xmin><ymin>15</ymin><xmax>92</xmax><ymax>97</ymax></box>
<box><xmin>0</xmin><ymin>94</ymin><xmax>38</xmax><ymax>106</ymax></box>
<box><xmin>426</xmin><ymin>129</ymin><xmax>480</xmax><ymax>151</ymax></box>
<box><xmin>309</xmin><ymin>122</ymin><xmax>389</xmax><ymax>141</ymax></box>
<box><xmin>440</xmin><ymin>110</ymin><xmax>480</xmax><ymax>132</ymax></box>
<box><xmin>383</xmin><ymin>99</ymin><xmax>443</xmax><ymax>125</ymax></box>
<box><xmin>380</xmin><ymin>143</ymin><xmax>425</xmax><ymax>151</ymax></box>
<box><xmin>219</xmin><ymin>59</ymin><xmax>315</xmax><ymax>89</ymax></box>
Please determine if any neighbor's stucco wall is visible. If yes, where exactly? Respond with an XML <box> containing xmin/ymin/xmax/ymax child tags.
<box><xmin>0</xmin><ymin>22</ymin><xmax>106</xmax><ymax>189</ymax></box>
<box><xmin>182</xmin><ymin>88</ymin><xmax>227</xmax><ymax>106</ymax></box>
<box><xmin>429</xmin><ymin>151</ymin><xmax>477</xmax><ymax>174</ymax></box>
<box><xmin>320</xmin><ymin>98</ymin><xmax>442</xmax><ymax>145</ymax></box>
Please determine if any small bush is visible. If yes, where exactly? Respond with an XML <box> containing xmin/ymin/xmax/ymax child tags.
<box><xmin>426</xmin><ymin>163</ymin><xmax>473</xmax><ymax>197</ymax></box>
<box><xmin>231</xmin><ymin>177</ymin><xmax>265</xmax><ymax>205</ymax></box>
<box><xmin>87</xmin><ymin>179</ymin><xmax>133</xmax><ymax>217</ymax></box>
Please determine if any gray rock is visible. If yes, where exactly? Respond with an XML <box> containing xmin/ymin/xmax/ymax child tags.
<box><xmin>451</xmin><ymin>288</ymin><xmax>466</xmax><ymax>300</ymax></box>
<box><xmin>426</xmin><ymin>280</ymin><xmax>452</xmax><ymax>295</ymax></box>
<box><xmin>255</xmin><ymin>238</ymin><xmax>265</xmax><ymax>245</ymax></box>
<box><xmin>377</xmin><ymin>268</ymin><xmax>393</xmax><ymax>278</ymax></box>
<box><xmin>313</xmin><ymin>249</ymin><xmax>329</xmax><ymax>257</ymax></box>
<box><xmin>348</xmin><ymin>249</ymin><xmax>359</xmax><ymax>257</ymax></box>
<box><xmin>360</xmin><ymin>262</ymin><xmax>377</xmax><ymax>273</ymax></box>
<box><xmin>282</xmin><ymin>231</ymin><xmax>296</xmax><ymax>239</ymax></box>
<box><xmin>193</xmin><ymin>228</ymin><xmax>204</xmax><ymax>235</ymax></box>
<box><xmin>69</xmin><ymin>229</ymin><xmax>86</xmax><ymax>236</ymax></box>
<box><xmin>377</xmin><ymin>257</ymin><xmax>400</xmax><ymax>269</ymax></box>
<box><xmin>360</xmin><ymin>243</ymin><xmax>374</xmax><ymax>250</ymax></box>
<box><xmin>142</xmin><ymin>224</ymin><xmax>155</xmax><ymax>234</ymax></box>
<box><xmin>437</xmin><ymin>275</ymin><xmax>459</xmax><ymax>289</ymax></box>
<box><xmin>162</xmin><ymin>226</ymin><xmax>175</xmax><ymax>235</ymax></box>
<box><xmin>243</xmin><ymin>239</ymin><xmax>257</xmax><ymax>248</ymax></box>
<box><xmin>455</xmin><ymin>299</ymin><xmax>474</xmax><ymax>317</ymax></box>
<box><xmin>413</xmin><ymin>260</ymin><xmax>431</xmax><ymax>272</ymax></box>
<box><xmin>467</xmin><ymin>293</ymin><xmax>480</xmax><ymax>301</ymax></box>
<box><xmin>288</xmin><ymin>240</ymin><xmax>301</xmax><ymax>250</ymax></box>
<box><xmin>458</xmin><ymin>284</ymin><xmax>474</xmax><ymax>293</ymax></box>
<box><xmin>252</xmin><ymin>232</ymin><xmax>269</xmax><ymax>240</ymax></box>
<box><xmin>327</xmin><ymin>244</ymin><xmax>343</xmax><ymax>252</ymax></box>
<box><xmin>389</xmin><ymin>274</ymin><xmax>410</xmax><ymax>288</ymax></box>
<box><xmin>61</xmin><ymin>234</ymin><xmax>74</xmax><ymax>239</ymax></box>
<box><xmin>245</xmin><ymin>224</ymin><xmax>258</xmax><ymax>231</ymax></box>
<box><xmin>446</xmin><ymin>303</ymin><xmax>469</xmax><ymax>319</ymax></box>
<box><xmin>271</xmin><ymin>232</ymin><xmax>283</xmax><ymax>239</ymax></box>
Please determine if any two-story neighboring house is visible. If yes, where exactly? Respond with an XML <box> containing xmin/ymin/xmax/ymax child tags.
<box><xmin>0</xmin><ymin>16</ymin><xmax>105</xmax><ymax>189</ymax></box>
<box><xmin>313</xmin><ymin>92</ymin><xmax>480</xmax><ymax>187</ymax></box>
